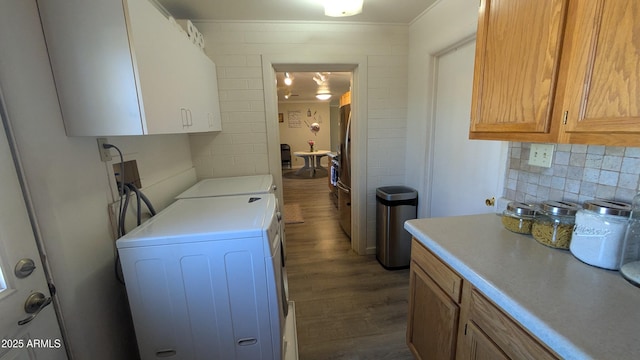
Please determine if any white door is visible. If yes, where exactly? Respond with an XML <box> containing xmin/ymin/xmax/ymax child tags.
<box><xmin>429</xmin><ymin>39</ymin><xmax>508</xmax><ymax>218</ymax></box>
<box><xmin>0</xmin><ymin>96</ymin><xmax>66</xmax><ymax>358</ymax></box>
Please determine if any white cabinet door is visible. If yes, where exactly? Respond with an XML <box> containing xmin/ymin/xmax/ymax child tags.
<box><xmin>39</xmin><ymin>0</ymin><xmax>222</xmax><ymax>136</ymax></box>
<box><xmin>126</xmin><ymin>0</ymin><xmax>188</xmax><ymax>134</ymax></box>
<box><xmin>125</xmin><ymin>0</ymin><xmax>221</xmax><ymax>134</ymax></box>
<box><xmin>184</xmin><ymin>46</ymin><xmax>222</xmax><ymax>133</ymax></box>
<box><xmin>203</xmin><ymin>57</ymin><xmax>223</xmax><ymax>132</ymax></box>
<box><xmin>38</xmin><ymin>0</ymin><xmax>144</xmax><ymax>136</ymax></box>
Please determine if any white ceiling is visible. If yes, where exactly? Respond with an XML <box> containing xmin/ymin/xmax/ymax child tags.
<box><xmin>154</xmin><ymin>0</ymin><xmax>435</xmax><ymax>102</ymax></box>
<box><xmin>156</xmin><ymin>0</ymin><xmax>436</xmax><ymax>24</ymax></box>
<box><xmin>276</xmin><ymin>71</ymin><xmax>351</xmax><ymax>103</ymax></box>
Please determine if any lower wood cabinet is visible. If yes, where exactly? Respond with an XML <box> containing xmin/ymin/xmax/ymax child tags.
<box><xmin>407</xmin><ymin>239</ymin><xmax>559</xmax><ymax>360</ymax></box>
<box><xmin>407</xmin><ymin>260</ymin><xmax>459</xmax><ymax>359</ymax></box>
<box><xmin>464</xmin><ymin>322</ymin><xmax>509</xmax><ymax>360</ymax></box>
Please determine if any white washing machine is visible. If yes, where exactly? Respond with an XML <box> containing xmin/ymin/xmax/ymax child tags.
<box><xmin>116</xmin><ymin>194</ymin><xmax>296</xmax><ymax>360</ymax></box>
<box><xmin>175</xmin><ymin>174</ymin><xmax>291</xmax><ymax>312</ymax></box>
<box><xmin>175</xmin><ymin>174</ymin><xmax>276</xmax><ymax>199</ymax></box>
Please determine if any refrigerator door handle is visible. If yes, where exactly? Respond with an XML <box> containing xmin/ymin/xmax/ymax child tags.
<box><xmin>344</xmin><ymin>111</ymin><xmax>351</xmax><ymax>174</ymax></box>
<box><xmin>337</xmin><ymin>181</ymin><xmax>350</xmax><ymax>193</ymax></box>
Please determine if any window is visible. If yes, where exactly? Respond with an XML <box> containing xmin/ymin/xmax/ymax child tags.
<box><xmin>0</xmin><ymin>265</ymin><xmax>6</xmax><ymax>293</ymax></box>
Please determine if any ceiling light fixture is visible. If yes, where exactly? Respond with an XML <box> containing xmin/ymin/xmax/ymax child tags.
<box><xmin>312</xmin><ymin>72</ymin><xmax>327</xmax><ymax>85</ymax></box>
<box><xmin>316</xmin><ymin>84</ymin><xmax>332</xmax><ymax>100</ymax></box>
<box><xmin>284</xmin><ymin>72</ymin><xmax>292</xmax><ymax>86</ymax></box>
<box><xmin>324</xmin><ymin>0</ymin><xmax>363</xmax><ymax>17</ymax></box>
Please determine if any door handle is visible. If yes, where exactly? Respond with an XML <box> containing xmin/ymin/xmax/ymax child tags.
<box><xmin>336</xmin><ymin>181</ymin><xmax>350</xmax><ymax>193</ymax></box>
<box><xmin>18</xmin><ymin>292</ymin><xmax>53</xmax><ymax>326</ymax></box>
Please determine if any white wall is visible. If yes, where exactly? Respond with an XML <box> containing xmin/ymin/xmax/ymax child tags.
<box><xmin>0</xmin><ymin>1</ymin><xmax>196</xmax><ymax>358</ymax></box>
<box><xmin>193</xmin><ymin>21</ymin><xmax>409</xmax><ymax>251</ymax></box>
<box><xmin>406</xmin><ymin>0</ymin><xmax>479</xmax><ymax>217</ymax></box>
<box><xmin>278</xmin><ymin>101</ymin><xmax>331</xmax><ymax>167</ymax></box>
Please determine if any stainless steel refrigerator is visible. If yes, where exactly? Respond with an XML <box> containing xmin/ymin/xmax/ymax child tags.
<box><xmin>337</xmin><ymin>103</ymin><xmax>352</xmax><ymax>238</ymax></box>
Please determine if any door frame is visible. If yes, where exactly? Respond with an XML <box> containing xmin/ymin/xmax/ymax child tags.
<box><xmin>424</xmin><ymin>35</ymin><xmax>508</xmax><ymax>217</ymax></box>
<box><xmin>261</xmin><ymin>55</ymin><xmax>369</xmax><ymax>255</ymax></box>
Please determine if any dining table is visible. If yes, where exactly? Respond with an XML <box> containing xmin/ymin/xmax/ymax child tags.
<box><xmin>293</xmin><ymin>150</ymin><xmax>332</xmax><ymax>177</ymax></box>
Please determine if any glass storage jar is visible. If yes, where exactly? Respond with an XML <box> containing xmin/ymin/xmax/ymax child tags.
<box><xmin>531</xmin><ymin>201</ymin><xmax>580</xmax><ymax>249</ymax></box>
<box><xmin>501</xmin><ymin>201</ymin><xmax>536</xmax><ymax>234</ymax></box>
<box><xmin>570</xmin><ymin>200</ymin><xmax>631</xmax><ymax>270</ymax></box>
<box><xmin>620</xmin><ymin>193</ymin><xmax>640</xmax><ymax>286</ymax></box>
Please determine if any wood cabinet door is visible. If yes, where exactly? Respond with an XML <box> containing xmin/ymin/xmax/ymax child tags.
<box><xmin>469</xmin><ymin>0</ymin><xmax>569</xmax><ymax>138</ymax></box>
<box><xmin>467</xmin><ymin>290</ymin><xmax>557</xmax><ymax>360</ymax></box>
<box><xmin>406</xmin><ymin>261</ymin><xmax>460</xmax><ymax>360</ymax></box>
<box><xmin>463</xmin><ymin>322</ymin><xmax>510</xmax><ymax>360</ymax></box>
<box><xmin>560</xmin><ymin>0</ymin><xmax>640</xmax><ymax>146</ymax></box>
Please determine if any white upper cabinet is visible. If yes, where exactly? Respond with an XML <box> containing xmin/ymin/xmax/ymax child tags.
<box><xmin>38</xmin><ymin>0</ymin><xmax>222</xmax><ymax>136</ymax></box>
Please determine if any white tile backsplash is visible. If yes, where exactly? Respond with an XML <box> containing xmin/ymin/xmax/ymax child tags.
<box><xmin>505</xmin><ymin>142</ymin><xmax>640</xmax><ymax>205</ymax></box>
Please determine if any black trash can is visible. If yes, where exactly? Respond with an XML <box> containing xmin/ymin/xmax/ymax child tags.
<box><xmin>376</xmin><ymin>186</ymin><xmax>418</xmax><ymax>269</ymax></box>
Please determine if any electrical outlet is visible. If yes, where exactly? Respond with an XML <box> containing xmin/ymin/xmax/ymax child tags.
<box><xmin>97</xmin><ymin>138</ymin><xmax>112</xmax><ymax>162</ymax></box>
<box><xmin>528</xmin><ymin>143</ymin><xmax>554</xmax><ymax>168</ymax></box>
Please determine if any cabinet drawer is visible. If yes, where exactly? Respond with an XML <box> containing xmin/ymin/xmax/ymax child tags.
<box><xmin>469</xmin><ymin>289</ymin><xmax>557</xmax><ymax>360</ymax></box>
<box><xmin>411</xmin><ymin>239</ymin><xmax>462</xmax><ymax>303</ymax></box>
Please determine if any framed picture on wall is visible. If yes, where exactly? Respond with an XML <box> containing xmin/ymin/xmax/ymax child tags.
<box><xmin>278</xmin><ymin>113</ymin><xmax>284</xmax><ymax>123</ymax></box>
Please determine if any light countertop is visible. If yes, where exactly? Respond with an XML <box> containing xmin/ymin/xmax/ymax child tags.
<box><xmin>405</xmin><ymin>214</ymin><xmax>640</xmax><ymax>360</ymax></box>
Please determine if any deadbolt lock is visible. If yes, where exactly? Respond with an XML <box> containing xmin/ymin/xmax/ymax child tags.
<box><xmin>14</xmin><ymin>258</ymin><xmax>36</xmax><ymax>278</ymax></box>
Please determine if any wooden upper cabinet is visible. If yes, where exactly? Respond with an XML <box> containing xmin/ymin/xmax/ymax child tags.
<box><xmin>559</xmin><ymin>0</ymin><xmax>640</xmax><ymax>146</ymax></box>
<box><xmin>469</xmin><ymin>0</ymin><xmax>569</xmax><ymax>140</ymax></box>
<box><xmin>469</xmin><ymin>0</ymin><xmax>640</xmax><ymax>146</ymax></box>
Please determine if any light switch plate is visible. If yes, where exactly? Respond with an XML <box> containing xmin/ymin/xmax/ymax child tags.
<box><xmin>528</xmin><ymin>143</ymin><xmax>555</xmax><ymax>167</ymax></box>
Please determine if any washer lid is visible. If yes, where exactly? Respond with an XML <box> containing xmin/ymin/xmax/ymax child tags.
<box><xmin>116</xmin><ymin>194</ymin><xmax>277</xmax><ymax>249</ymax></box>
<box><xmin>175</xmin><ymin>174</ymin><xmax>274</xmax><ymax>199</ymax></box>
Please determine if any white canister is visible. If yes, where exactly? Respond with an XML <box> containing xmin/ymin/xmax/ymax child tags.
<box><xmin>570</xmin><ymin>200</ymin><xmax>631</xmax><ymax>270</ymax></box>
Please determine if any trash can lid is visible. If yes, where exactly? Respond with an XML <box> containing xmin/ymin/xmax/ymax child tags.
<box><xmin>376</xmin><ymin>186</ymin><xmax>418</xmax><ymax>201</ymax></box>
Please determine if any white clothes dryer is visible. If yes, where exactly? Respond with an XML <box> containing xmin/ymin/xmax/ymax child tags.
<box><xmin>116</xmin><ymin>194</ymin><xmax>294</xmax><ymax>360</ymax></box>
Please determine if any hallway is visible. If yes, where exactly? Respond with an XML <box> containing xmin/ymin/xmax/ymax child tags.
<box><xmin>282</xmin><ymin>169</ymin><xmax>413</xmax><ymax>359</ymax></box>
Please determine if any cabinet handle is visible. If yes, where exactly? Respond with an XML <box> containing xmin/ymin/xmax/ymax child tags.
<box><xmin>181</xmin><ymin>108</ymin><xmax>189</xmax><ymax>128</ymax></box>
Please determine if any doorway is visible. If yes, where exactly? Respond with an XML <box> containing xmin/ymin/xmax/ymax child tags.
<box><xmin>261</xmin><ymin>59</ymin><xmax>368</xmax><ymax>255</ymax></box>
<box><xmin>275</xmin><ymin>71</ymin><xmax>351</xmax><ymax>168</ymax></box>
<box><xmin>274</xmin><ymin>70</ymin><xmax>352</xmax><ymax>237</ymax></box>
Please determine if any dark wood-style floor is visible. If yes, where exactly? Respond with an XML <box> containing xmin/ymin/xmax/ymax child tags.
<box><xmin>282</xmin><ymin>168</ymin><xmax>413</xmax><ymax>360</ymax></box>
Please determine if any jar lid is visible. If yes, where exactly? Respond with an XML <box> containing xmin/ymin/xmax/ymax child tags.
<box><xmin>583</xmin><ymin>200</ymin><xmax>631</xmax><ymax>217</ymax></box>
<box><xmin>506</xmin><ymin>201</ymin><xmax>536</xmax><ymax>216</ymax></box>
<box><xmin>540</xmin><ymin>200</ymin><xmax>580</xmax><ymax>216</ymax></box>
